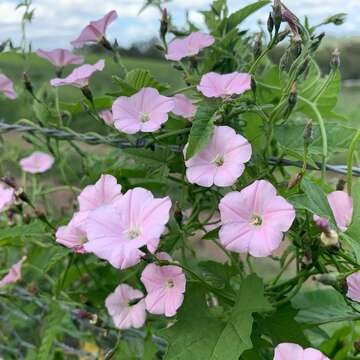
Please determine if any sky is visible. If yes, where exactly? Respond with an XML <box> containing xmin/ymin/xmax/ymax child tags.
<box><xmin>1</xmin><ymin>0</ymin><xmax>360</xmax><ymax>50</ymax></box>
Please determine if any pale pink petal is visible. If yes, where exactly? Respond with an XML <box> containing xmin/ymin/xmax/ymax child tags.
<box><xmin>273</xmin><ymin>343</ymin><xmax>304</xmax><ymax>360</ymax></box>
<box><xmin>50</xmin><ymin>59</ymin><xmax>105</xmax><ymax>88</ymax></box>
<box><xmin>0</xmin><ymin>184</ymin><xmax>15</xmax><ymax>213</ymax></box>
<box><xmin>219</xmin><ymin>222</ymin><xmax>254</xmax><ymax>253</ymax></box>
<box><xmin>105</xmin><ymin>284</ymin><xmax>146</xmax><ymax>330</ymax></box>
<box><xmin>185</xmin><ymin>126</ymin><xmax>251</xmax><ymax>187</ymax></box>
<box><xmin>248</xmin><ymin>226</ymin><xmax>284</xmax><ymax>257</ymax></box>
<box><xmin>36</xmin><ymin>49</ymin><xmax>84</xmax><ymax>68</ymax></box>
<box><xmin>346</xmin><ymin>271</ymin><xmax>360</xmax><ymax>302</ymax></box>
<box><xmin>99</xmin><ymin>109</ymin><xmax>114</xmax><ymax>125</ymax></box>
<box><xmin>303</xmin><ymin>348</ymin><xmax>330</xmax><ymax>360</ymax></box>
<box><xmin>197</xmin><ymin>72</ymin><xmax>251</xmax><ymax>98</ymax></box>
<box><xmin>0</xmin><ymin>256</ymin><xmax>26</xmax><ymax>289</ymax></box>
<box><xmin>78</xmin><ymin>174</ymin><xmax>122</xmax><ymax>213</ymax></box>
<box><xmin>172</xmin><ymin>94</ymin><xmax>197</xmax><ymax>120</ymax></box>
<box><xmin>219</xmin><ymin>191</ymin><xmax>253</xmax><ymax>223</ymax></box>
<box><xmin>165</xmin><ymin>31</ymin><xmax>214</xmax><ymax>61</ymax></box>
<box><xmin>0</xmin><ymin>74</ymin><xmax>17</xmax><ymax>100</ymax></box>
<box><xmin>327</xmin><ymin>191</ymin><xmax>353</xmax><ymax>232</ymax></box>
<box><xmin>19</xmin><ymin>151</ymin><xmax>54</xmax><ymax>174</ymax></box>
<box><xmin>71</xmin><ymin>10</ymin><xmax>118</xmax><ymax>48</ymax></box>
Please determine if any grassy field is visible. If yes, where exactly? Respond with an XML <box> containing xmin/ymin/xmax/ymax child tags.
<box><xmin>0</xmin><ymin>51</ymin><xmax>358</xmax><ymax>128</ymax></box>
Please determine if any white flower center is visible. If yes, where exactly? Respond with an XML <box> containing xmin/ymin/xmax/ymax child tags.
<box><xmin>140</xmin><ymin>112</ymin><xmax>150</xmax><ymax>123</ymax></box>
<box><xmin>211</xmin><ymin>154</ymin><xmax>225</xmax><ymax>167</ymax></box>
<box><xmin>126</xmin><ymin>226</ymin><xmax>142</xmax><ymax>240</ymax></box>
<box><xmin>165</xmin><ymin>279</ymin><xmax>175</xmax><ymax>289</ymax></box>
<box><xmin>250</xmin><ymin>215</ymin><xmax>262</xmax><ymax>226</ymax></box>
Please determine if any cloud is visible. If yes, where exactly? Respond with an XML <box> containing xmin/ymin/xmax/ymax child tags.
<box><xmin>0</xmin><ymin>0</ymin><xmax>359</xmax><ymax>49</ymax></box>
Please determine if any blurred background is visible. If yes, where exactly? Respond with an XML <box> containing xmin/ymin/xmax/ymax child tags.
<box><xmin>0</xmin><ymin>0</ymin><xmax>359</xmax><ymax>126</ymax></box>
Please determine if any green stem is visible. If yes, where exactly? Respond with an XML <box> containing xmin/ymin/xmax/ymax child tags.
<box><xmin>347</xmin><ymin>130</ymin><xmax>360</xmax><ymax>196</ymax></box>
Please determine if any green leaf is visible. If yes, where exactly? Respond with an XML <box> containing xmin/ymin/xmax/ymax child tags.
<box><xmin>199</xmin><ymin>260</ymin><xmax>236</xmax><ymax>290</ymax></box>
<box><xmin>0</xmin><ymin>222</ymin><xmax>46</xmax><ymax>241</ymax></box>
<box><xmin>343</xmin><ymin>181</ymin><xmax>360</xmax><ymax>262</ymax></box>
<box><xmin>37</xmin><ymin>302</ymin><xmax>66</xmax><ymax>360</ymax></box>
<box><xmin>112</xmin><ymin>69</ymin><xmax>168</xmax><ymax>96</ymax></box>
<box><xmin>185</xmin><ymin>103</ymin><xmax>219</xmax><ymax>160</ymax></box>
<box><xmin>292</xmin><ymin>289</ymin><xmax>360</xmax><ymax>325</ymax></box>
<box><xmin>289</xmin><ymin>178</ymin><xmax>336</xmax><ymax>227</ymax></box>
<box><xmin>160</xmin><ymin>274</ymin><xmax>271</xmax><ymax>360</ymax></box>
<box><xmin>61</xmin><ymin>96</ymin><xmax>112</xmax><ymax>114</ymax></box>
<box><xmin>218</xmin><ymin>1</ymin><xmax>270</xmax><ymax>33</ymax></box>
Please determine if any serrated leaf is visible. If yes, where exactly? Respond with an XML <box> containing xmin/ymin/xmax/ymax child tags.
<box><xmin>185</xmin><ymin>103</ymin><xmax>219</xmax><ymax>160</ymax></box>
<box><xmin>160</xmin><ymin>274</ymin><xmax>271</xmax><ymax>360</ymax></box>
<box><xmin>0</xmin><ymin>221</ymin><xmax>46</xmax><ymax>240</ymax></box>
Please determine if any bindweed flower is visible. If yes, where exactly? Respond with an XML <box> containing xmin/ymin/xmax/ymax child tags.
<box><xmin>314</xmin><ymin>191</ymin><xmax>353</xmax><ymax>233</ymax></box>
<box><xmin>274</xmin><ymin>342</ymin><xmax>329</xmax><ymax>360</ymax></box>
<box><xmin>0</xmin><ymin>183</ymin><xmax>15</xmax><ymax>213</ymax></box>
<box><xmin>77</xmin><ymin>174</ymin><xmax>123</xmax><ymax>217</ymax></box>
<box><xmin>185</xmin><ymin>126</ymin><xmax>252</xmax><ymax>187</ymax></box>
<box><xmin>0</xmin><ymin>74</ymin><xmax>17</xmax><ymax>100</ymax></box>
<box><xmin>165</xmin><ymin>32</ymin><xmax>214</xmax><ymax>61</ymax></box>
<box><xmin>172</xmin><ymin>94</ymin><xmax>197</xmax><ymax>120</ymax></box>
<box><xmin>85</xmin><ymin>187</ymin><xmax>172</xmax><ymax>269</ymax></box>
<box><xmin>141</xmin><ymin>252</ymin><xmax>186</xmax><ymax>317</ymax></box>
<box><xmin>56</xmin><ymin>212</ymin><xmax>88</xmax><ymax>253</ymax></box>
<box><xmin>99</xmin><ymin>109</ymin><xmax>114</xmax><ymax>125</ymax></box>
<box><xmin>219</xmin><ymin>180</ymin><xmax>295</xmax><ymax>257</ymax></box>
<box><xmin>0</xmin><ymin>256</ymin><xmax>26</xmax><ymax>289</ymax></box>
<box><xmin>50</xmin><ymin>60</ymin><xmax>105</xmax><ymax>89</ymax></box>
<box><xmin>105</xmin><ymin>284</ymin><xmax>146</xmax><ymax>330</ymax></box>
<box><xmin>71</xmin><ymin>10</ymin><xmax>118</xmax><ymax>48</ymax></box>
<box><xmin>197</xmin><ymin>72</ymin><xmax>252</xmax><ymax>98</ymax></box>
<box><xmin>112</xmin><ymin>87</ymin><xmax>175</xmax><ymax>134</ymax></box>
<box><xmin>36</xmin><ymin>49</ymin><xmax>84</xmax><ymax>69</ymax></box>
<box><xmin>346</xmin><ymin>271</ymin><xmax>360</xmax><ymax>302</ymax></box>
<box><xmin>20</xmin><ymin>151</ymin><xmax>54</xmax><ymax>174</ymax></box>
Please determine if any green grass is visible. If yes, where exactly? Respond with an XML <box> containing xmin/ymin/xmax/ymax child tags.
<box><xmin>0</xmin><ymin>52</ymin><xmax>184</xmax><ymax>127</ymax></box>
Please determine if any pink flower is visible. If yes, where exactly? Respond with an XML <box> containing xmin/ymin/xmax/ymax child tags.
<box><xmin>56</xmin><ymin>212</ymin><xmax>88</xmax><ymax>253</ymax></box>
<box><xmin>77</xmin><ymin>174</ymin><xmax>122</xmax><ymax>216</ymax></box>
<box><xmin>36</xmin><ymin>49</ymin><xmax>84</xmax><ymax>68</ymax></box>
<box><xmin>20</xmin><ymin>151</ymin><xmax>54</xmax><ymax>174</ymax></box>
<box><xmin>85</xmin><ymin>187</ymin><xmax>172</xmax><ymax>269</ymax></box>
<box><xmin>141</xmin><ymin>252</ymin><xmax>186</xmax><ymax>317</ymax></box>
<box><xmin>112</xmin><ymin>87</ymin><xmax>175</xmax><ymax>134</ymax></box>
<box><xmin>99</xmin><ymin>109</ymin><xmax>114</xmax><ymax>125</ymax></box>
<box><xmin>71</xmin><ymin>10</ymin><xmax>118</xmax><ymax>48</ymax></box>
<box><xmin>185</xmin><ymin>126</ymin><xmax>252</xmax><ymax>187</ymax></box>
<box><xmin>165</xmin><ymin>31</ymin><xmax>214</xmax><ymax>61</ymax></box>
<box><xmin>197</xmin><ymin>72</ymin><xmax>252</xmax><ymax>98</ymax></box>
<box><xmin>219</xmin><ymin>180</ymin><xmax>295</xmax><ymax>257</ymax></box>
<box><xmin>172</xmin><ymin>94</ymin><xmax>197</xmax><ymax>120</ymax></box>
<box><xmin>346</xmin><ymin>271</ymin><xmax>360</xmax><ymax>302</ymax></box>
<box><xmin>0</xmin><ymin>183</ymin><xmax>15</xmax><ymax>213</ymax></box>
<box><xmin>105</xmin><ymin>284</ymin><xmax>146</xmax><ymax>330</ymax></box>
<box><xmin>0</xmin><ymin>74</ymin><xmax>17</xmax><ymax>100</ymax></box>
<box><xmin>50</xmin><ymin>60</ymin><xmax>105</xmax><ymax>88</ymax></box>
<box><xmin>0</xmin><ymin>256</ymin><xmax>26</xmax><ymax>289</ymax></box>
<box><xmin>314</xmin><ymin>191</ymin><xmax>353</xmax><ymax>232</ymax></box>
<box><xmin>274</xmin><ymin>343</ymin><xmax>329</xmax><ymax>360</ymax></box>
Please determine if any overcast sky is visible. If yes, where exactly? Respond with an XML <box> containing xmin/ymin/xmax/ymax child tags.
<box><xmin>1</xmin><ymin>0</ymin><xmax>360</xmax><ymax>50</ymax></box>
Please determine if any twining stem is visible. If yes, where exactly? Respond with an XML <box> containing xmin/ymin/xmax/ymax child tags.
<box><xmin>347</xmin><ymin>130</ymin><xmax>360</xmax><ymax>196</ymax></box>
<box><xmin>298</xmin><ymin>96</ymin><xmax>328</xmax><ymax>183</ymax></box>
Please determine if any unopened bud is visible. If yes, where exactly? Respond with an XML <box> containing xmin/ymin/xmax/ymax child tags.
<box><xmin>291</xmin><ymin>35</ymin><xmax>302</xmax><ymax>58</ymax></box>
<box><xmin>282</xmin><ymin>8</ymin><xmax>300</xmax><ymax>36</ymax></box>
<box><xmin>174</xmin><ymin>201</ymin><xmax>183</xmax><ymax>226</ymax></box>
<box><xmin>267</xmin><ymin>13</ymin><xmax>274</xmax><ymax>34</ymax></box>
<box><xmin>320</xmin><ymin>229</ymin><xmax>339</xmax><ymax>248</ymax></box>
<box><xmin>288</xmin><ymin>172</ymin><xmax>302</xmax><ymax>189</ymax></box>
<box><xmin>303</xmin><ymin>120</ymin><xmax>313</xmax><ymax>145</ymax></box>
<box><xmin>313</xmin><ymin>273</ymin><xmax>339</xmax><ymax>287</ymax></box>
<box><xmin>1</xmin><ymin>176</ymin><xmax>17</xmax><ymax>190</ymax></box>
<box><xmin>331</xmin><ymin>48</ymin><xmax>340</xmax><ymax>70</ymax></box>
<box><xmin>310</xmin><ymin>32</ymin><xmax>325</xmax><ymax>53</ymax></box>
<box><xmin>81</xmin><ymin>85</ymin><xmax>93</xmax><ymax>103</ymax></box>
<box><xmin>160</xmin><ymin>8</ymin><xmax>169</xmax><ymax>41</ymax></box>
<box><xmin>22</xmin><ymin>72</ymin><xmax>35</xmax><ymax>96</ymax></box>
<box><xmin>99</xmin><ymin>37</ymin><xmax>113</xmax><ymax>52</ymax></box>
<box><xmin>283</xmin><ymin>82</ymin><xmax>297</xmax><ymax>119</ymax></box>
<box><xmin>272</xmin><ymin>0</ymin><xmax>283</xmax><ymax>33</ymax></box>
<box><xmin>336</xmin><ymin>179</ymin><xmax>346</xmax><ymax>191</ymax></box>
<box><xmin>277</xmin><ymin>29</ymin><xmax>291</xmax><ymax>43</ymax></box>
<box><xmin>253</xmin><ymin>33</ymin><xmax>262</xmax><ymax>59</ymax></box>
<box><xmin>296</xmin><ymin>57</ymin><xmax>310</xmax><ymax>77</ymax></box>
<box><xmin>75</xmin><ymin>309</ymin><xmax>98</xmax><ymax>324</ymax></box>
<box><xmin>251</xmin><ymin>77</ymin><xmax>256</xmax><ymax>95</ymax></box>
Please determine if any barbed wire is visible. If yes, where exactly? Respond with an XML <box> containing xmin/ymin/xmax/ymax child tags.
<box><xmin>1</xmin><ymin>121</ymin><xmax>360</xmax><ymax>177</ymax></box>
